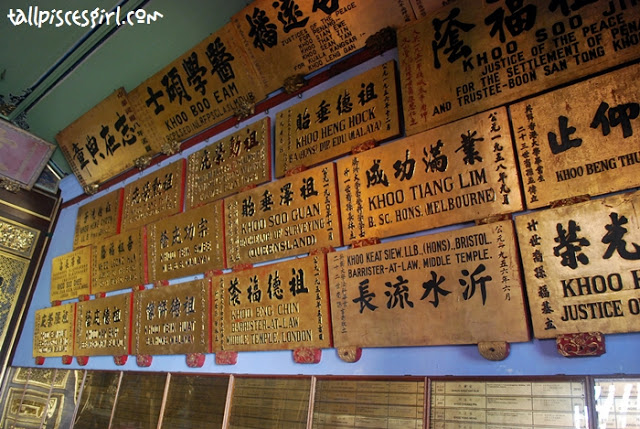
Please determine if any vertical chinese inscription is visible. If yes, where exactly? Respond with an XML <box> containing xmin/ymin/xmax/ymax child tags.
<box><xmin>75</xmin><ymin>293</ymin><xmax>131</xmax><ymax>356</ymax></box>
<box><xmin>275</xmin><ymin>61</ymin><xmax>401</xmax><ymax>177</ymax></box>
<box><xmin>338</xmin><ymin>107</ymin><xmax>522</xmax><ymax>242</ymax></box>
<box><xmin>516</xmin><ymin>190</ymin><xmax>640</xmax><ymax>338</ymax></box>
<box><xmin>146</xmin><ymin>200</ymin><xmax>224</xmax><ymax>282</ymax></box>
<box><xmin>328</xmin><ymin>221</ymin><xmax>529</xmax><ymax>347</ymax></box>
<box><xmin>133</xmin><ymin>279</ymin><xmax>209</xmax><ymax>355</ymax></box>
<box><xmin>186</xmin><ymin>118</ymin><xmax>271</xmax><ymax>209</ymax></box>
<box><xmin>328</xmin><ymin>220</ymin><xmax>529</xmax><ymax>348</ymax></box>
<box><xmin>50</xmin><ymin>246</ymin><xmax>92</xmax><ymax>302</ymax></box>
<box><xmin>399</xmin><ymin>0</ymin><xmax>640</xmax><ymax>136</ymax></box>
<box><xmin>232</xmin><ymin>0</ymin><xmax>415</xmax><ymax>93</ymax></box>
<box><xmin>56</xmin><ymin>88</ymin><xmax>159</xmax><ymax>188</ymax></box>
<box><xmin>211</xmin><ymin>255</ymin><xmax>330</xmax><ymax>352</ymax></box>
<box><xmin>74</xmin><ymin>189</ymin><xmax>122</xmax><ymax>249</ymax></box>
<box><xmin>91</xmin><ymin>229</ymin><xmax>146</xmax><ymax>294</ymax></box>
<box><xmin>511</xmin><ymin>63</ymin><xmax>640</xmax><ymax>208</ymax></box>
<box><xmin>128</xmin><ymin>23</ymin><xmax>267</xmax><ymax>146</ymax></box>
<box><xmin>33</xmin><ymin>303</ymin><xmax>74</xmax><ymax>357</ymax></box>
<box><xmin>120</xmin><ymin>160</ymin><xmax>185</xmax><ymax>231</ymax></box>
<box><xmin>225</xmin><ymin>164</ymin><xmax>341</xmax><ymax>265</ymax></box>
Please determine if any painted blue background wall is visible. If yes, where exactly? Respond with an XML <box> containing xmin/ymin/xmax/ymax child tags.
<box><xmin>11</xmin><ymin>50</ymin><xmax>640</xmax><ymax>377</ymax></box>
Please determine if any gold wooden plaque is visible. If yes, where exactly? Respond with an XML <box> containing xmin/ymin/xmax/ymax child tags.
<box><xmin>50</xmin><ymin>246</ymin><xmax>92</xmax><ymax>302</ymax></box>
<box><xmin>33</xmin><ymin>303</ymin><xmax>74</xmax><ymax>357</ymax></box>
<box><xmin>0</xmin><ymin>251</ymin><xmax>30</xmax><ymax>348</ymax></box>
<box><xmin>146</xmin><ymin>200</ymin><xmax>224</xmax><ymax>282</ymax></box>
<box><xmin>516</xmin><ymin>190</ymin><xmax>640</xmax><ymax>339</ymax></box>
<box><xmin>211</xmin><ymin>254</ymin><xmax>331</xmax><ymax>352</ymax></box>
<box><xmin>128</xmin><ymin>23</ymin><xmax>267</xmax><ymax>146</ymax></box>
<box><xmin>92</xmin><ymin>229</ymin><xmax>146</xmax><ymax>294</ymax></box>
<box><xmin>511</xmin><ymin>63</ymin><xmax>640</xmax><ymax>209</ymax></box>
<box><xmin>75</xmin><ymin>293</ymin><xmax>132</xmax><ymax>356</ymax></box>
<box><xmin>74</xmin><ymin>188</ymin><xmax>122</xmax><ymax>249</ymax></box>
<box><xmin>399</xmin><ymin>1</ymin><xmax>640</xmax><ymax>136</ymax></box>
<box><xmin>337</xmin><ymin>107</ymin><xmax>522</xmax><ymax>243</ymax></box>
<box><xmin>56</xmin><ymin>88</ymin><xmax>160</xmax><ymax>189</ymax></box>
<box><xmin>430</xmin><ymin>379</ymin><xmax>588</xmax><ymax>428</ymax></box>
<box><xmin>231</xmin><ymin>0</ymin><xmax>415</xmax><ymax>93</ymax></box>
<box><xmin>120</xmin><ymin>159</ymin><xmax>185</xmax><ymax>232</ymax></box>
<box><xmin>409</xmin><ymin>0</ymin><xmax>457</xmax><ymax>18</ymax></box>
<box><xmin>0</xmin><ymin>216</ymin><xmax>39</xmax><ymax>258</ymax></box>
<box><xmin>133</xmin><ymin>279</ymin><xmax>210</xmax><ymax>355</ymax></box>
<box><xmin>329</xmin><ymin>220</ymin><xmax>529</xmax><ymax>348</ymax></box>
<box><xmin>275</xmin><ymin>60</ymin><xmax>401</xmax><ymax>177</ymax></box>
<box><xmin>225</xmin><ymin>164</ymin><xmax>342</xmax><ymax>266</ymax></box>
<box><xmin>186</xmin><ymin>118</ymin><xmax>271</xmax><ymax>209</ymax></box>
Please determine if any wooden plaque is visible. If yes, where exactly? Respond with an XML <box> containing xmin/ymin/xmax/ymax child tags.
<box><xmin>0</xmin><ymin>216</ymin><xmax>39</xmax><ymax>259</ymax></box>
<box><xmin>231</xmin><ymin>0</ymin><xmax>415</xmax><ymax>93</ymax></box>
<box><xmin>50</xmin><ymin>246</ymin><xmax>92</xmax><ymax>302</ymax></box>
<box><xmin>120</xmin><ymin>159</ymin><xmax>185</xmax><ymax>232</ymax></box>
<box><xmin>56</xmin><ymin>88</ymin><xmax>160</xmax><ymax>189</ymax></box>
<box><xmin>337</xmin><ymin>107</ymin><xmax>522</xmax><ymax>243</ymax></box>
<box><xmin>133</xmin><ymin>279</ymin><xmax>210</xmax><ymax>355</ymax></box>
<box><xmin>0</xmin><ymin>120</ymin><xmax>55</xmax><ymax>190</ymax></box>
<box><xmin>74</xmin><ymin>189</ymin><xmax>123</xmax><ymax>249</ymax></box>
<box><xmin>409</xmin><ymin>0</ymin><xmax>457</xmax><ymax>18</ymax></box>
<box><xmin>399</xmin><ymin>1</ymin><xmax>640</xmax><ymax>136</ymax></box>
<box><xmin>92</xmin><ymin>229</ymin><xmax>146</xmax><ymax>294</ymax></box>
<box><xmin>33</xmin><ymin>303</ymin><xmax>75</xmax><ymax>357</ymax></box>
<box><xmin>516</xmin><ymin>190</ymin><xmax>640</xmax><ymax>339</ymax></box>
<box><xmin>511</xmin><ymin>63</ymin><xmax>640</xmax><ymax>209</ymax></box>
<box><xmin>146</xmin><ymin>200</ymin><xmax>225</xmax><ymax>282</ymax></box>
<box><xmin>225</xmin><ymin>164</ymin><xmax>341</xmax><ymax>266</ymax></box>
<box><xmin>275</xmin><ymin>60</ymin><xmax>401</xmax><ymax>177</ymax></box>
<box><xmin>186</xmin><ymin>118</ymin><xmax>271</xmax><ymax>209</ymax></box>
<box><xmin>128</xmin><ymin>23</ymin><xmax>267</xmax><ymax>146</ymax></box>
<box><xmin>430</xmin><ymin>379</ymin><xmax>588</xmax><ymax>428</ymax></box>
<box><xmin>75</xmin><ymin>293</ymin><xmax>132</xmax><ymax>356</ymax></box>
<box><xmin>328</xmin><ymin>220</ymin><xmax>529</xmax><ymax>348</ymax></box>
<box><xmin>0</xmin><ymin>251</ymin><xmax>30</xmax><ymax>347</ymax></box>
<box><xmin>211</xmin><ymin>254</ymin><xmax>331</xmax><ymax>352</ymax></box>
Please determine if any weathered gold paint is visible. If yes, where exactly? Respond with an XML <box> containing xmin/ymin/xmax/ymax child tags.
<box><xmin>275</xmin><ymin>61</ymin><xmax>400</xmax><ymax>177</ymax></box>
<box><xmin>92</xmin><ymin>229</ymin><xmax>145</xmax><ymax>294</ymax></box>
<box><xmin>33</xmin><ymin>303</ymin><xmax>75</xmax><ymax>357</ymax></box>
<box><xmin>225</xmin><ymin>164</ymin><xmax>341</xmax><ymax>265</ymax></box>
<box><xmin>337</xmin><ymin>107</ymin><xmax>522</xmax><ymax>243</ymax></box>
<box><xmin>74</xmin><ymin>189</ymin><xmax>122</xmax><ymax>249</ymax></box>
<box><xmin>211</xmin><ymin>255</ymin><xmax>331</xmax><ymax>352</ymax></box>
<box><xmin>516</xmin><ymin>190</ymin><xmax>640</xmax><ymax>339</ymax></box>
<box><xmin>50</xmin><ymin>246</ymin><xmax>91</xmax><ymax>302</ymax></box>
<box><xmin>328</xmin><ymin>221</ymin><xmax>529</xmax><ymax>348</ymax></box>
<box><xmin>0</xmin><ymin>216</ymin><xmax>39</xmax><ymax>258</ymax></box>
<box><xmin>399</xmin><ymin>1</ymin><xmax>640</xmax><ymax>136</ymax></box>
<box><xmin>511</xmin><ymin>63</ymin><xmax>640</xmax><ymax>209</ymax></box>
<box><xmin>146</xmin><ymin>200</ymin><xmax>224</xmax><ymax>282</ymax></box>
<box><xmin>75</xmin><ymin>293</ymin><xmax>131</xmax><ymax>356</ymax></box>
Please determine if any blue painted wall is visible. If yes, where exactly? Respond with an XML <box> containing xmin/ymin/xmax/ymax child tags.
<box><xmin>12</xmin><ymin>51</ymin><xmax>640</xmax><ymax>377</ymax></box>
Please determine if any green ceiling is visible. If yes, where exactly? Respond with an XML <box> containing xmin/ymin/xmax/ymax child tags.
<box><xmin>0</xmin><ymin>0</ymin><xmax>252</xmax><ymax>174</ymax></box>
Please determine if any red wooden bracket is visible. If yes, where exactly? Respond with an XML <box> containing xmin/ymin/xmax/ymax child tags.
<box><xmin>205</xmin><ymin>269</ymin><xmax>224</xmax><ymax>278</ymax></box>
<box><xmin>155</xmin><ymin>279</ymin><xmax>170</xmax><ymax>288</ymax></box>
<box><xmin>215</xmin><ymin>351</ymin><xmax>238</xmax><ymax>365</ymax></box>
<box><xmin>76</xmin><ymin>356</ymin><xmax>89</xmax><ymax>366</ymax></box>
<box><xmin>556</xmin><ymin>332</ymin><xmax>606</xmax><ymax>357</ymax></box>
<box><xmin>293</xmin><ymin>347</ymin><xmax>322</xmax><ymax>364</ymax></box>
<box><xmin>310</xmin><ymin>247</ymin><xmax>335</xmax><ymax>255</ymax></box>
<box><xmin>136</xmin><ymin>355</ymin><xmax>153</xmax><ymax>367</ymax></box>
<box><xmin>52</xmin><ymin>301</ymin><xmax>61</xmax><ymax>307</ymax></box>
<box><xmin>231</xmin><ymin>263</ymin><xmax>253</xmax><ymax>272</ymax></box>
<box><xmin>351</xmin><ymin>237</ymin><xmax>380</xmax><ymax>248</ymax></box>
<box><xmin>186</xmin><ymin>353</ymin><xmax>205</xmax><ymax>368</ymax></box>
<box><xmin>132</xmin><ymin>285</ymin><xmax>146</xmax><ymax>292</ymax></box>
<box><xmin>35</xmin><ymin>356</ymin><xmax>45</xmax><ymax>365</ymax></box>
<box><xmin>95</xmin><ymin>292</ymin><xmax>107</xmax><ymax>299</ymax></box>
<box><xmin>337</xmin><ymin>347</ymin><xmax>362</xmax><ymax>363</ymax></box>
<box><xmin>79</xmin><ymin>295</ymin><xmax>91</xmax><ymax>302</ymax></box>
<box><xmin>62</xmin><ymin>355</ymin><xmax>73</xmax><ymax>365</ymax></box>
<box><xmin>351</xmin><ymin>139</ymin><xmax>377</xmax><ymax>154</ymax></box>
<box><xmin>114</xmin><ymin>355</ymin><xmax>128</xmax><ymax>366</ymax></box>
<box><xmin>285</xmin><ymin>165</ymin><xmax>308</xmax><ymax>177</ymax></box>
